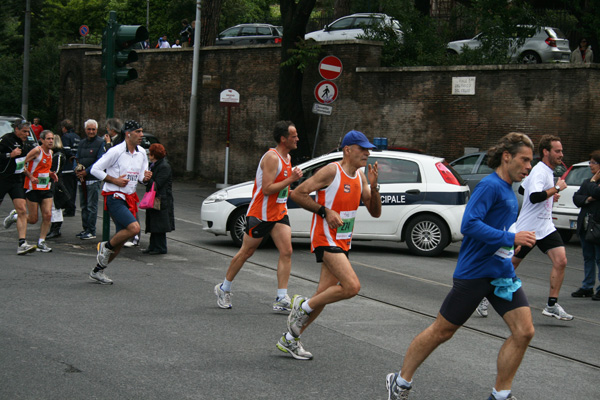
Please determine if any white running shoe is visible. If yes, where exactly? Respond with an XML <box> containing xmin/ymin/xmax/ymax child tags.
<box><xmin>96</xmin><ymin>241</ymin><xmax>114</xmax><ymax>268</ymax></box>
<box><xmin>36</xmin><ymin>240</ymin><xmax>52</xmax><ymax>253</ymax></box>
<box><xmin>287</xmin><ymin>295</ymin><xmax>309</xmax><ymax>338</ymax></box>
<box><xmin>542</xmin><ymin>303</ymin><xmax>573</xmax><ymax>321</ymax></box>
<box><xmin>89</xmin><ymin>269</ymin><xmax>113</xmax><ymax>285</ymax></box>
<box><xmin>17</xmin><ymin>241</ymin><xmax>36</xmax><ymax>255</ymax></box>
<box><xmin>476</xmin><ymin>297</ymin><xmax>489</xmax><ymax>318</ymax></box>
<box><xmin>4</xmin><ymin>209</ymin><xmax>17</xmax><ymax>229</ymax></box>
<box><xmin>214</xmin><ymin>283</ymin><xmax>232</xmax><ymax>309</ymax></box>
<box><xmin>385</xmin><ymin>373</ymin><xmax>411</xmax><ymax>400</ymax></box>
<box><xmin>273</xmin><ymin>294</ymin><xmax>292</xmax><ymax>312</ymax></box>
<box><xmin>276</xmin><ymin>333</ymin><xmax>313</xmax><ymax>360</ymax></box>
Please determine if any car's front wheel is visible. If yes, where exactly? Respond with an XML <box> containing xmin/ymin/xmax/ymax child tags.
<box><xmin>228</xmin><ymin>207</ymin><xmax>248</xmax><ymax>247</ymax></box>
<box><xmin>405</xmin><ymin>215</ymin><xmax>449</xmax><ymax>257</ymax></box>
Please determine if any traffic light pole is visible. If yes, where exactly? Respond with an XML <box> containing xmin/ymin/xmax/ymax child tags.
<box><xmin>101</xmin><ymin>11</ymin><xmax>148</xmax><ymax>242</ymax></box>
<box><xmin>103</xmin><ymin>12</ymin><xmax>117</xmax><ymax>241</ymax></box>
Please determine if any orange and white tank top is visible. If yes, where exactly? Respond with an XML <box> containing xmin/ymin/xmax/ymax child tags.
<box><xmin>247</xmin><ymin>148</ymin><xmax>292</xmax><ymax>221</ymax></box>
<box><xmin>24</xmin><ymin>147</ymin><xmax>52</xmax><ymax>191</ymax></box>
<box><xmin>310</xmin><ymin>162</ymin><xmax>363</xmax><ymax>252</ymax></box>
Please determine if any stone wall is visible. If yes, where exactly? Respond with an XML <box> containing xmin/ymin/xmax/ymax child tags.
<box><xmin>59</xmin><ymin>43</ymin><xmax>600</xmax><ymax>183</ymax></box>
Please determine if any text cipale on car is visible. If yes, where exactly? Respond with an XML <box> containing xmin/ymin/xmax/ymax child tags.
<box><xmin>201</xmin><ymin>150</ymin><xmax>469</xmax><ymax>257</ymax></box>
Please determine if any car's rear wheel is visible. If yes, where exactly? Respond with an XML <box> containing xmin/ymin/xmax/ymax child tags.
<box><xmin>558</xmin><ymin>229</ymin><xmax>573</xmax><ymax>244</ymax></box>
<box><xmin>405</xmin><ymin>215</ymin><xmax>449</xmax><ymax>257</ymax></box>
<box><xmin>520</xmin><ymin>51</ymin><xmax>541</xmax><ymax>64</ymax></box>
<box><xmin>228</xmin><ymin>207</ymin><xmax>248</xmax><ymax>247</ymax></box>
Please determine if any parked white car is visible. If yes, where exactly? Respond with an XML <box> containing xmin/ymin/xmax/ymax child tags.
<box><xmin>446</xmin><ymin>26</ymin><xmax>570</xmax><ymax>64</ymax></box>
<box><xmin>305</xmin><ymin>13</ymin><xmax>402</xmax><ymax>42</ymax></box>
<box><xmin>201</xmin><ymin>150</ymin><xmax>469</xmax><ymax>256</ymax></box>
<box><xmin>553</xmin><ymin>161</ymin><xmax>593</xmax><ymax>242</ymax></box>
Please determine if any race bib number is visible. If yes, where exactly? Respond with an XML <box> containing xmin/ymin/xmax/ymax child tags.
<box><xmin>277</xmin><ymin>186</ymin><xmax>289</xmax><ymax>203</ymax></box>
<box><xmin>36</xmin><ymin>173</ymin><xmax>50</xmax><ymax>189</ymax></box>
<box><xmin>126</xmin><ymin>171</ymin><xmax>139</xmax><ymax>190</ymax></box>
<box><xmin>336</xmin><ymin>210</ymin><xmax>356</xmax><ymax>240</ymax></box>
<box><xmin>494</xmin><ymin>223</ymin><xmax>516</xmax><ymax>259</ymax></box>
<box><xmin>14</xmin><ymin>156</ymin><xmax>25</xmax><ymax>174</ymax></box>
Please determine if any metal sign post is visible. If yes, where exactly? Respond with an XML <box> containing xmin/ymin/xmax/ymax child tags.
<box><xmin>312</xmin><ymin>56</ymin><xmax>343</xmax><ymax>157</ymax></box>
<box><xmin>218</xmin><ymin>89</ymin><xmax>240</xmax><ymax>188</ymax></box>
<box><xmin>79</xmin><ymin>24</ymin><xmax>89</xmax><ymax>44</ymax></box>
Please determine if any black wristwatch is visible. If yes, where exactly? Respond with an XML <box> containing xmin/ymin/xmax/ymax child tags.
<box><xmin>317</xmin><ymin>205</ymin><xmax>327</xmax><ymax>219</ymax></box>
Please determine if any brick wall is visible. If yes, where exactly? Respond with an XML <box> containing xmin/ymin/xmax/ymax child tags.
<box><xmin>59</xmin><ymin>43</ymin><xmax>600</xmax><ymax>183</ymax></box>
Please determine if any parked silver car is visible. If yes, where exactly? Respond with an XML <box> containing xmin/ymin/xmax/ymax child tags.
<box><xmin>447</xmin><ymin>26</ymin><xmax>570</xmax><ymax>64</ymax></box>
<box><xmin>305</xmin><ymin>13</ymin><xmax>402</xmax><ymax>42</ymax></box>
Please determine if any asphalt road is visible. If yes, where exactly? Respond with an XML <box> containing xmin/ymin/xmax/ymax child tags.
<box><xmin>1</xmin><ymin>180</ymin><xmax>598</xmax><ymax>399</ymax></box>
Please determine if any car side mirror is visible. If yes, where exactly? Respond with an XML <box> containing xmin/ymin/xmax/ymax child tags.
<box><xmin>323</xmin><ymin>24</ymin><xmax>330</xmax><ymax>32</ymax></box>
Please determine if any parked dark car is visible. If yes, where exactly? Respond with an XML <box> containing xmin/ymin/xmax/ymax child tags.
<box><xmin>214</xmin><ymin>24</ymin><xmax>282</xmax><ymax>46</ymax></box>
<box><xmin>140</xmin><ymin>132</ymin><xmax>160</xmax><ymax>158</ymax></box>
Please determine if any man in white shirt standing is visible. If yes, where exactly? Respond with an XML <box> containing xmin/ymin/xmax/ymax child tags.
<box><xmin>512</xmin><ymin>135</ymin><xmax>571</xmax><ymax>320</ymax></box>
<box><xmin>89</xmin><ymin>120</ymin><xmax>152</xmax><ymax>284</ymax></box>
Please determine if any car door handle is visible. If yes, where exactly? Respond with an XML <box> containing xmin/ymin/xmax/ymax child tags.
<box><xmin>405</xmin><ymin>189</ymin><xmax>420</xmax><ymax>195</ymax></box>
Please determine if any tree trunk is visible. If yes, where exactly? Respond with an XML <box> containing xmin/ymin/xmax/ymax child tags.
<box><xmin>200</xmin><ymin>0</ymin><xmax>223</xmax><ymax>47</ymax></box>
<box><xmin>333</xmin><ymin>0</ymin><xmax>352</xmax><ymax>19</ymax></box>
<box><xmin>279</xmin><ymin>0</ymin><xmax>317</xmax><ymax>162</ymax></box>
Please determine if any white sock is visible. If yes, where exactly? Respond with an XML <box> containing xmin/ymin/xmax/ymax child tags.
<box><xmin>285</xmin><ymin>332</ymin><xmax>295</xmax><ymax>341</ymax></box>
<box><xmin>12</xmin><ymin>213</ymin><xmax>17</xmax><ymax>221</ymax></box>
<box><xmin>221</xmin><ymin>279</ymin><xmax>232</xmax><ymax>292</ymax></box>
<box><xmin>38</xmin><ymin>238</ymin><xmax>43</xmax><ymax>245</ymax></box>
<box><xmin>492</xmin><ymin>388</ymin><xmax>511</xmax><ymax>400</ymax></box>
<box><xmin>277</xmin><ymin>289</ymin><xmax>287</xmax><ymax>300</ymax></box>
<box><xmin>301</xmin><ymin>298</ymin><xmax>314</xmax><ymax>313</ymax></box>
<box><xmin>396</xmin><ymin>373</ymin><xmax>412</xmax><ymax>388</ymax></box>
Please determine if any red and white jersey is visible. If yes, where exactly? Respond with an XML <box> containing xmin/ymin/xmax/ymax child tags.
<box><xmin>247</xmin><ymin>148</ymin><xmax>292</xmax><ymax>221</ymax></box>
<box><xmin>24</xmin><ymin>146</ymin><xmax>52</xmax><ymax>191</ymax></box>
<box><xmin>311</xmin><ymin>162</ymin><xmax>363</xmax><ymax>252</ymax></box>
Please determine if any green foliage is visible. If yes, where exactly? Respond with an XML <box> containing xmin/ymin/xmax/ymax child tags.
<box><xmin>28</xmin><ymin>36</ymin><xmax>61</xmax><ymax>126</ymax></box>
<box><xmin>221</xmin><ymin>0</ymin><xmax>275</xmax><ymax>29</ymax></box>
<box><xmin>281</xmin><ymin>39</ymin><xmax>321</xmax><ymax>72</ymax></box>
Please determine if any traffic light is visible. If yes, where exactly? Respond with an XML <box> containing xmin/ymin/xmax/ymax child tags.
<box><xmin>101</xmin><ymin>11</ymin><xmax>148</xmax><ymax>86</ymax></box>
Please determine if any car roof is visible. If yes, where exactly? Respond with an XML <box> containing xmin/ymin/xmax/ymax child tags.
<box><xmin>307</xmin><ymin>149</ymin><xmax>443</xmax><ymax>165</ymax></box>
<box><xmin>571</xmin><ymin>161</ymin><xmax>590</xmax><ymax>167</ymax></box>
<box><xmin>228</xmin><ymin>23</ymin><xmax>278</xmax><ymax>28</ymax></box>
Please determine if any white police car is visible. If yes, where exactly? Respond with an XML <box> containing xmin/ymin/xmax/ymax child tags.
<box><xmin>201</xmin><ymin>150</ymin><xmax>469</xmax><ymax>256</ymax></box>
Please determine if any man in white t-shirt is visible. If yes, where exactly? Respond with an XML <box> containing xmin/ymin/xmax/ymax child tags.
<box><xmin>512</xmin><ymin>135</ymin><xmax>571</xmax><ymax>320</ymax></box>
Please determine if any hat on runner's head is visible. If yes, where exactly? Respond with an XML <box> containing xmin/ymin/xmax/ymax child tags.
<box><xmin>123</xmin><ymin>120</ymin><xmax>141</xmax><ymax>133</ymax></box>
<box><xmin>341</xmin><ymin>130</ymin><xmax>376</xmax><ymax>149</ymax></box>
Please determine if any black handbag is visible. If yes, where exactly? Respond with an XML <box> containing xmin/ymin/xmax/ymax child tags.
<box><xmin>585</xmin><ymin>214</ymin><xmax>600</xmax><ymax>245</ymax></box>
<box><xmin>53</xmin><ymin>180</ymin><xmax>71</xmax><ymax>209</ymax></box>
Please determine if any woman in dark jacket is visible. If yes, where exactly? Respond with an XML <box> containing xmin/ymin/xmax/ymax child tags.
<box><xmin>572</xmin><ymin>150</ymin><xmax>600</xmax><ymax>300</ymax></box>
<box><xmin>142</xmin><ymin>143</ymin><xmax>174</xmax><ymax>254</ymax></box>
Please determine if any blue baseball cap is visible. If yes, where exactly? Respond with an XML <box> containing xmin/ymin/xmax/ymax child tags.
<box><xmin>341</xmin><ymin>130</ymin><xmax>376</xmax><ymax>149</ymax></box>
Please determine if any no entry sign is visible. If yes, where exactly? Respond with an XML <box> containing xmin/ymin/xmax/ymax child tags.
<box><xmin>318</xmin><ymin>56</ymin><xmax>343</xmax><ymax>80</ymax></box>
<box><xmin>314</xmin><ymin>80</ymin><xmax>338</xmax><ymax>104</ymax></box>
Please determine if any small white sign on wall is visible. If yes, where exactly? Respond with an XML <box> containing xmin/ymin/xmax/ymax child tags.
<box><xmin>452</xmin><ymin>77</ymin><xmax>476</xmax><ymax>95</ymax></box>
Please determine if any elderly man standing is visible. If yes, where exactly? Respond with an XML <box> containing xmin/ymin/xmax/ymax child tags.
<box><xmin>90</xmin><ymin>120</ymin><xmax>151</xmax><ymax>284</ymax></box>
<box><xmin>75</xmin><ymin>119</ymin><xmax>105</xmax><ymax>240</ymax></box>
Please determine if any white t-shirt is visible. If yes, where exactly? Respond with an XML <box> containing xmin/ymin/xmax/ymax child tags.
<box><xmin>90</xmin><ymin>141</ymin><xmax>148</xmax><ymax>200</ymax></box>
<box><xmin>516</xmin><ymin>161</ymin><xmax>556</xmax><ymax>239</ymax></box>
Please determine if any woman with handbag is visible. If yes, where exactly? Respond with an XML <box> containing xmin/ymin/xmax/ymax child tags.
<box><xmin>47</xmin><ymin>135</ymin><xmax>69</xmax><ymax>239</ymax></box>
<box><xmin>142</xmin><ymin>143</ymin><xmax>174</xmax><ymax>255</ymax></box>
<box><xmin>572</xmin><ymin>150</ymin><xmax>600</xmax><ymax>300</ymax></box>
